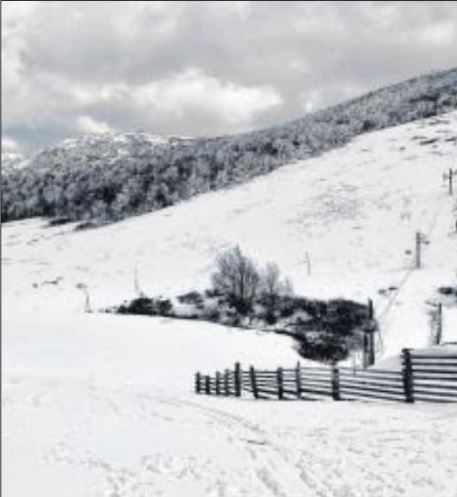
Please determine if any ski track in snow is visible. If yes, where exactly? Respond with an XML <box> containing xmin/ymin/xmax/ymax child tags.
<box><xmin>3</xmin><ymin>376</ymin><xmax>457</xmax><ymax>497</ymax></box>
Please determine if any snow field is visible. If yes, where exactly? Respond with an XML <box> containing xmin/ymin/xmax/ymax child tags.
<box><xmin>3</xmin><ymin>111</ymin><xmax>457</xmax><ymax>497</ymax></box>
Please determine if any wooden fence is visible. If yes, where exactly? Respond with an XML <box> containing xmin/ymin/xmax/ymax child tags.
<box><xmin>195</xmin><ymin>348</ymin><xmax>457</xmax><ymax>403</ymax></box>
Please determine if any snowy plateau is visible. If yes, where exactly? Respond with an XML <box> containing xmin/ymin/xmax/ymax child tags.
<box><xmin>2</xmin><ymin>112</ymin><xmax>457</xmax><ymax>496</ymax></box>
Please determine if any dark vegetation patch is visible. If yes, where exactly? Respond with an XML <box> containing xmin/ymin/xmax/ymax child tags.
<box><xmin>117</xmin><ymin>297</ymin><xmax>174</xmax><ymax>317</ymax></box>
<box><xmin>107</xmin><ymin>247</ymin><xmax>376</xmax><ymax>364</ymax></box>
<box><xmin>47</xmin><ymin>216</ymin><xmax>73</xmax><ymax>227</ymax></box>
<box><xmin>111</xmin><ymin>292</ymin><xmax>372</xmax><ymax>364</ymax></box>
<box><xmin>74</xmin><ymin>221</ymin><xmax>98</xmax><ymax>231</ymax></box>
<box><xmin>437</xmin><ymin>286</ymin><xmax>457</xmax><ymax>298</ymax></box>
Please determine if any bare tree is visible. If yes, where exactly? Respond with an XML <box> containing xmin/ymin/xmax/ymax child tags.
<box><xmin>262</xmin><ymin>263</ymin><xmax>281</xmax><ymax>301</ymax></box>
<box><xmin>260</xmin><ymin>262</ymin><xmax>293</xmax><ymax>310</ymax></box>
<box><xmin>211</xmin><ymin>246</ymin><xmax>260</xmax><ymax>314</ymax></box>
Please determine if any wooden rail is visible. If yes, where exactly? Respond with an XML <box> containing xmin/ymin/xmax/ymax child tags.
<box><xmin>195</xmin><ymin>349</ymin><xmax>457</xmax><ymax>403</ymax></box>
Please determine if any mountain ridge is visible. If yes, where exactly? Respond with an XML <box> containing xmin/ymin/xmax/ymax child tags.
<box><xmin>2</xmin><ymin>67</ymin><xmax>457</xmax><ymax>225</ymax></box>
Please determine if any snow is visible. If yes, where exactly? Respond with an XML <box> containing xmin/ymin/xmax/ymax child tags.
<box><xmin>2</xmin><ymin>112</ymin><xmax>457</xmax><ymax>496</ymax></box>
<box><xmin>3</xmin><ymin>112</ymin><xmax>457</xmax><ymax>355</ymax></box>
<box><xmin>3</xmin><ymin>312</ymin><xmax>457</xmax><ymax>497</ymax></box>
<box><xmin>2</xmin><ymin>312</ymin><xmax>301</xmax><ymax>391</ymax></box>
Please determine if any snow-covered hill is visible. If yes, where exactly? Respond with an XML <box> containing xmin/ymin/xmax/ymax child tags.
<box><xmin>3</xmin><ymin>68</ymin><xmax>457</xmax><ymax>225</ymax></box>
<box><xmin>3</xmin><ymin>111</ymin><xmax>457</xmax><ymax>497</ymax></box>
<box><xmin>3</xmin><ymin>111</ymin><xmax>457</xmax><ymax>356</ymax></box>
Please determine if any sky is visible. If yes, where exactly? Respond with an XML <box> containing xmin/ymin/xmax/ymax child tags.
<box><xmin>2</xmin><ymin>1</ymin><xmax>457</xmax><ymax>155</ymax></box>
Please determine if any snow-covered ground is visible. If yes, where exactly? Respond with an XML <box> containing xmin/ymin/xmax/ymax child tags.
<box><xmin>2</xmin><ymin>112</ymin><xmax>457</xmax><ymax>496</ymax></box>
<box><xmin>3</xmin><ymin>312</ymin><xmax>457</xmax><ymax>497</ymax></box>
<box><xmin>3</xmin><ymin>112</ymin><xmax>457</xmax><ymax>355</ymax></box>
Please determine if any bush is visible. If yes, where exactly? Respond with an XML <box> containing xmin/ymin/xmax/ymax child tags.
<box><xmin>201</xmin><ymin>303</ymin><xmax>221</xmax><ymax>322</ymax></box>
<box><xmin>74</xmin><ymin>221</ymin><xmax>97</xmax><ymax>231</ymax></box>
<box><xmin>118</xmin><ymin>297</ymin><xmax>173</xmax><ymax>316</ymax></box>
<box><xmin>177</xmin><ymin>291</ymin><xmax>204</xmax><ymax>308</ymax></box>
<box><xmin>438</xmin><ymin>286</ymin><xmax>457</xmax><ymax>297</ymax></box>
<box><xmin>259</xmin><ymin>262</ymin><xmax>293</xmax><ymax>319</ymax></box>
<box><xmin>298</xmin><ymin>333</ymin><xmax>349</xmax><ymax>363</ymax></box>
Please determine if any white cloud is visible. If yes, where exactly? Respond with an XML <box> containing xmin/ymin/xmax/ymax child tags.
<box><xmin>1</xmin><ymin>136</ymin><xmax>23</xmax><ymax>162</ymax></box>
<box><xmin>419</xmin><ymin>22</ymin><xmax>456</xmax><ymax>47</ymax></box>
<box><xmin>134</xmin><ymin>69</ymin><xmax>281</xmax><ymax>126</ymax></box>
<box><xmin>1</xmin><ymin>1</ymin><xmax>457</xmax><ymax>151</ymax></box>
<box><xmin>77</xmin><ymin>116</ymin><xmax>114</xmax><ymax>134</ymax></box>
<box><xmin>2</xmin><ymin>136</ymin><xmax>20</xmax><ymax>153</ymax></box>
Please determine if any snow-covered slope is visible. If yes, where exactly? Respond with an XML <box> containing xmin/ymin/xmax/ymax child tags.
<box><xmin>3</xmin><ymin>111</ymin><xmax>457</xmax><ymax>357</ymax></box>
<box><xmin>3</xmin><ymin>112</ymin><xmax>457</xmax><ymax>497</ymax></box>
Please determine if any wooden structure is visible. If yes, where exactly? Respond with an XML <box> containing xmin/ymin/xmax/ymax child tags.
<box><xmin>195</xmin><ymin>349</ymin><xmax>457</xmax><ymax>403</ymax></box>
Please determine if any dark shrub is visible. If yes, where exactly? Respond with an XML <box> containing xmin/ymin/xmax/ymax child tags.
<box><xmin>264</xmin><ymin>309</ymin><xmax>277</xmax><ymax>325</ymax></box>
<box><xmin>324</xmin><ymin>299</ymin><xmax>369</xmax><ymax>336</ymax></box>
<box><xmin>298</xmin><ymin>333</ymin><xmax>348</xmax><ymax>363</ymax></box>
<box><xmin>204</xmin><ymin>288</ymin><xmax>223</xmax><ymax>298</ymax></box>
<box><xmin>438</xmin><ymin>286</ymin><xmax>457</xmax><ymax>297</ymax></box>
<box><xmin>201</xmin><ymin>305</ymin><xmax>221</xmax><ymax>322</ymax></box>
<box><xmin>118</xmin><ymin>297</ymin><xmax>155</xmax><ymax>315</ymax></box>
<box><xmin>177</xmin><ymin>291</ymin><xmax>204</xmax><ymax>308</ymax></box>
<box><xmin>156</xmin><ymin>298</ymin><xmax>173</xmax><ymax>316</ymax></box>
<box><xmin>74</xmin><ymin>221</ymin><xmax>97</xmax><ymax>231</ymax></box>
<box><xmin>117</xmin><ymin>297</ymin><xmax>173</xmax><ymax>316</ymax></box>
<box><xmin>277</xmin><ymin>295</ymin><xmax>300</xmax><ymax>318</ymax></box>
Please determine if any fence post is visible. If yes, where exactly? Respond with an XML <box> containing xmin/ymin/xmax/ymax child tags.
<box><xmin>205</xmin><ymin>375</ymin><xmax>211</xmax><ymax>395</ymax></box>
<box><xmin>250</xmin><ymin>366</ymin><xmax>259</xmax><ymax>399</ymax></box>
<box><xmin>277</xmin><ymin>367</ymin><xmax>284</xmax><ymax>400</ymax></box>
<box><xmin>224</xmin><ymin>369</ymin><xmax>229</xmax><ymax>396</ymax></box>
<box><xmin>295</xmin><ymin>361</ymin><xmax>302</xmax><ymax>399</ymax></box>
<box><xmin>215</xmin><ymin>371</ymin><xmax>221</xmax><ymax>396</ymax></box>
<box><xmin>195</xmin><ymin>372</ymin><xmax>201</xmax><ymax>394</ymax></box>
<box><xmin>436</xmin><ymin>303</ymin><xmax>443</xmax><ymax>345</ymax></box>
<box><xmin>331</xmin><ymin>363</ymin><xmax>340</xmax><ymax>400</ymax></box>
<box><xmin>363</xmin><ymin>332</ymin><xmax>369</xmax><ymax>369</ymax></box>
<box><xmin>367</xmin><ymin>298</ymin><xmax>376</xmax><ymax>366</ymax></box>
<box><xmin>234</xmin><ymin>362</ymin><xmax>242</xmax><ymax>397</ymax></box>
<box><xmin>402</xmin><ymin>348</ymin><xmax>414</xmax><ymax>403</ymax></box>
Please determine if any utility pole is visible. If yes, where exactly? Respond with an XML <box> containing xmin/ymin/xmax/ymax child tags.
<box><xmin>415</xmin><ymin>232</ymin><xmax>421</xmax><ymax>269</ymax></box>
<box><xmin>415</xmin><ymin>232</ymin><xmax>429</xmax><ymax>269</ymax></box>
<box><xmin>363</xmin><ymin>298</ymin><xmax>376</xmax><ymax>368</ymax></box>
<box><xmin>367</xmin><ymin>299</ymin><xmax>375</xmax><ymax>366</ymax></box>
<box><xmin>134</xmin><ymin>267</ymin><xmax>140</xmax><ymax>295</ymax></box>
<box><xmin>134</xmin><ymin>266</ymin><xmax>146</xmax><ymax>297</ymax></box>
<box><xmin>305</xmin><ymin>251</ymin><xmax>311</xmax><ymax>276</ymax></box>
<box><xmin>427</xmin><ymin>301</ymin><xmax>443</xmax><ymax>345</ymax></box>
<box><xmin>443</xmin><ymin>168</ymin><xmax>456</xmax><ymax>196</ymax></box>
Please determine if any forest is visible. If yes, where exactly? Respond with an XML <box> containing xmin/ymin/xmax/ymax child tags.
<box><xmin>2</xmin><ymin>68</ymin><xmax>457</xmax><ymax>226</ymax></box>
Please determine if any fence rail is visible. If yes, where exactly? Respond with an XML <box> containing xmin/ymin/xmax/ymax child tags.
<box><xmin>195</xmin><ymin>348</ymin><xmax>457</xmax><ymax>403</ymax></box>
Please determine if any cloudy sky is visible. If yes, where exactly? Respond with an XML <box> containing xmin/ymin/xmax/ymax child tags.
<box><xmin>2</xmin><ymin>1</ymin><xmax>457</xmax><ymax>154</ymax></box>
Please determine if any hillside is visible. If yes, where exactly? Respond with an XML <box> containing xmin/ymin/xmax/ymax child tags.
<box><xmin>3</xmin><ymin>110</ymin><xmax>457</xmax><ymax>497</ymax></box>
<box><xmin>2</xmin><ymin>68</ymin><xmax>457</xmax><ymax>225</ymax></box>
<box><xmin>3</xmin><ymin>111</ymin><xmax>457</xmax><ymax>358</ymax></box>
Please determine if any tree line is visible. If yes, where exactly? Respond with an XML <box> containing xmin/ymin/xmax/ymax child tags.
<box><xmin>2</xmin><ymin>68</ymin><xmax>456</xmax><ymax>225</ymax></box>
